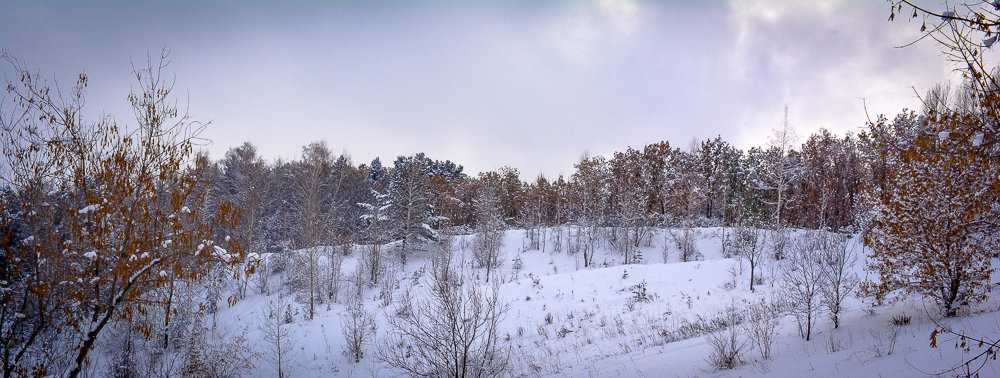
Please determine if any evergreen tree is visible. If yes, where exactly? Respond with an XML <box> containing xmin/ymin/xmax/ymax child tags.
<box><xmin>389</xmin><ymin>154</ymin><xmax>437</xmax><ymax>262</ymax></box>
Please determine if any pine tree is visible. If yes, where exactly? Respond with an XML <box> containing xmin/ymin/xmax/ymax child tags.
<box><xmin>388</xmin><ymin>154</ymin><xmax>437</xmax><ymax>262</ymax></box>
<box><xmin>609</xmin><ymin>148</ymin><xmax>650</xmax><ymax>264</ymax></box>
<box><xmin>359</xmin><ymin>189</ymin><xmax>392</xmax><ymax>286</ymax></box>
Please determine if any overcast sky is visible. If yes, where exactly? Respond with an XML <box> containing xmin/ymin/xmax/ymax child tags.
<box><xmin>0</xmin><ymin>1</ymin><xmax>957</xmax><ymax>177</ymax></box>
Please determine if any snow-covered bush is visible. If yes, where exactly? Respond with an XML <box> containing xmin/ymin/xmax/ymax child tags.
<box><xmin>747</xmin><ymin>300</ymin><xmax>780</xmax><ymax>361</ymax></box>
<box><xmin>818</xmin><ymin>232</ymin><xmax>857</xmax><ymax>329</ymax></box>
<box><xmin>182</xmin><ymin>317</ymin><xmax>258</xmax><ymax>378</ymax></box>
<box><xmin>783</xmin><ymin>233</ymin><xmax>824</xmax><ymax>341</ymax></box>
<box><xmin>258</xmin><ymin>297</ymin><xmax>296</xmax><ymax>378</ymax></box>
<box><xmin>378</xmin><ymin>262</ymin><xmax>510</xmax><ymax>377</ymax></box>
<box><xmin>341</xmin><ymin>299</ymin><xmax>375</xmax><ymax>363</ymax></box>
<box><xmin>733</xmin><ymin>224</ymin><xmax>765</xmax><ymax>291</ymax></box>
<box><xmin>666</xmin><ymin>227</ymin><xmax>702</xmax><ymax>262</ymax></box>
<box><xmin>705</xmin><ymin>304</ymin><xmax>748</xmax><ymax>370</ymax></box>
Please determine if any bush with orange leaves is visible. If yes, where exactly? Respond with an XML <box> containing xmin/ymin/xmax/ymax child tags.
<box><xmin>0</xmin><ymin>49</ymin><xmax>249</xmax><ymax>377</ymax></box>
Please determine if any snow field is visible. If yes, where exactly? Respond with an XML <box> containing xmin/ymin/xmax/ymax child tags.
<box><xmin>211</xmin><ymin>227</ymin><xmax>1000</xmax><ymax>377</ymax></box>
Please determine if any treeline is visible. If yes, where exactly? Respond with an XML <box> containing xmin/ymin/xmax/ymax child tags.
<box><xmin>202</xmin><ymin>125</ymin><xmax>870</xmax><ymax>262</ymax></box>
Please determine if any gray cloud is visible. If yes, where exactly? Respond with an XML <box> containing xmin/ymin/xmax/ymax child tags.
<box><xmin>0</xmin><ymin>1</ymin><xmax>953</xmax><ymax>178</ymax></box>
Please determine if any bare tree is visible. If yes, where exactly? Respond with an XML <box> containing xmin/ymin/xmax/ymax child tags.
<box><xmin>782</xmin><ymin>233</ymin><xmax>824</xmax><ymax>341</ymax></box>
<box><xmin>764</xmin><ymin>107</ymin><xmax>799</xmax><ymax>228</ymax></box>
<box><xmin>818</xmin><ymin>233</ymin><xmax>857</xmax><ymax>329</ymax></box>
<box><xmin>733</xmin><ymin>219</ymin><xmax>766</xmax><ymax>291</ymax></box>
<box><xmin>258</xmin><ymin>297</ymin><xmax>296</xmax><ymax>378</ymax></box>
<box><xmin>293</xmin><ymin>142</ymin><xmax>334</xmax><ymax>320</ymax></box>
<box><xmin>377</xmin><ymin>255</ymin><xmax>510</xmax><ymax>377</ymax></box>
<box><xmin>758</xmin><ymin>108</ymin><xmax>802</xmax><ymax>260</ymax></box>
<box><xmin>341</xmin><ymin>299</ymin><xmax>375</xmax><ymax>364</ymax></box>
<box><xmin>473</xmin><ymin>177</ymin><xmax>505</xmax><ymax>282</ymax></box>
<box><xmin>327</xmin><ymin>246</ymin><xmax>344</xmax><ymax>305</ymax></box>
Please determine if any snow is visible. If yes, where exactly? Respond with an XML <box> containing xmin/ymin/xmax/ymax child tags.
<box><xmin>78</xmin><ymin>204</ymin><xmax>100</xmax><ymax>214</ymax></box>
<box><xmin>84</xmin><ymin>250</ymin><xmax>98</xmax><ymax>259</ymax></box>
<box><xmin>213</xmin><ymin>245</ymin><xmax>229</xmax><ymax>259</ymax></box>
<box><xmin>200</xmin><ymin>227</ymin><xmax>1000</xmax><ymax>377</ymax></box>
<box><xmin>984</xmin><ymin>35</ymin><xmax>997</xmax><ymax>48</ymax></box>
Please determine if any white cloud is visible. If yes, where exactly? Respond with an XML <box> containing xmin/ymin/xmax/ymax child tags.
<box><xmin>725</xmin><ymin>0</ymin><xmax>955</xmax><ymax>149</ymax></box>
<box><xmin>540</xmin><ymin>0</ymin><xmax>643</xmax><ymax>65</ymax></box>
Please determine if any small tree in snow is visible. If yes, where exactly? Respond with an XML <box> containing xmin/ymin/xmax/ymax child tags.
<box><xmin>746</xmin><ymin>300</ymin><xmax>780</xmax><ymax>361</ymax></box>
<box><xmin>378</xmin><ymin>256</ymin><xmax>510</xmax><ymax>377</ymax></box>
<box><xmin>258</xmin><ymin>297</ymin><xmax>296</xmax><ymax>378</ymax></box>
<box><xmin>818</xmin><ymin>233</ymin><xmax>857</xmax><ymax>329</ymax></box>
<box><xmin>733</xmin><ymin>220</ymin><xmax>765</xmax><ymax>292</ymax></box>
<box><xmin>473</xmin><ymin>176</ymin><xmax>505</xmax><ymax>282</ymax></box>
<box><xmin>341</xmin><ymin>299</ymin><xmax>375</xmax><ymax>364</ymax></box>
<box><xmin>782</xmin><ymin>233</ymin><xmax>824</xmax><ymax>341</ymax></box>
<box><xmin>359</xmin><ymin>189</ymin><xmax>392</xmax><ymax>286</ymax></box>
<box><xmin>864</xmin><ymin>107</ymin><xmax>998</xmax><ymax>317</ymax></box>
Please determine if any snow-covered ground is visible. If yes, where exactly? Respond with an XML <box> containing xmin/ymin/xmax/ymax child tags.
<box><xmin>213</xmin><ymin>227</ymin><xmax>1000</xmax><ymax>377</ymax></box>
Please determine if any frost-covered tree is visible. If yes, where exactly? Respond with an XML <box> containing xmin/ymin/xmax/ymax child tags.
<box><xmin>473</xmin><ymin>173</ymin><xmax>505</xmax><ymax>282</ymax></box>
<box><xmin>609</xmin><ymin>148</ymin><xmax>650</xmax><ymax>264</ymax></box>
<box><xmin>521</xmin><ymin>175</ymin><xmax>554</xmax><ymax>251</ymax></box>
<box><xmin>762</xmin><ymin>107</ymin><xmax>801</xmax><ymax>228</ymax></box>
<box><xmin>695</xmin><ymin>136</ymin><xmax>740</xmax><ymax>221</ymax></box>
<box><xmin>818</xmin><ymin>233</ymin><xmax>857</xmax><ymax>329</ymax></box>
<box><xmin>752</xmin><ymin>109</ymin><xmax>803</xmax><ymax>260</ymax></box>
<box><xmin>378</xmin><ymin>258</ymin><xmax>510</xmax><ymax>377</ymax></box>
<box><xmin>569</xmin><ymin>155</ymin><xmax>608</xmax><ymax>267</ymax></box>
<box><xmin>293</xmin><ymin>142</ymin><xmax>335</xmax><ymax>320</ymax></box>
<box><xmin>359</xmin><ymin>189</ymin><xmax>392</xmax><ymax>286</ymax></box>
<box><xmin>258</xmin><ymin>297</ymin><xmax>296</xmax><ymax>378</ymax></box>
<box><xmin>782</xmin><ymin>233</ymin><xmax>824</xmax><ymax>341</ymax></box>
<box><xmin>733</xmin><ymin>219</ymin><xmax>765</xmax><ymax>292</ymax></box>
<box><xmin>341</xmin><ymin>299</ymin><xmax>375</xmax><ymax>364</ymax></box>
<box><xmin>389</xmin><ymin>154</ymin><xmax>437</xmax><ymax>262</ymax></box>
<box><xmin>0</xmin><ymin>50</ymin><xmax>247</xmax><ymax>377</ymax></box>
<box><xmin>664</xmin><ymin>148</ymin><xmax>705</xmax><ymax>262</ymax></box>
<box><xmin>864</xmin><ymin>105</ymin><xmax>998</xmax><ymax>316</ymax></box>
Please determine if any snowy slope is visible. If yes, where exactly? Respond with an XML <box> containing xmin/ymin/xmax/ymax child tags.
<box><xmin>212</xmin><ymin>227</ymin><xmax>1000</xmax><ymax>377</ymax></box>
